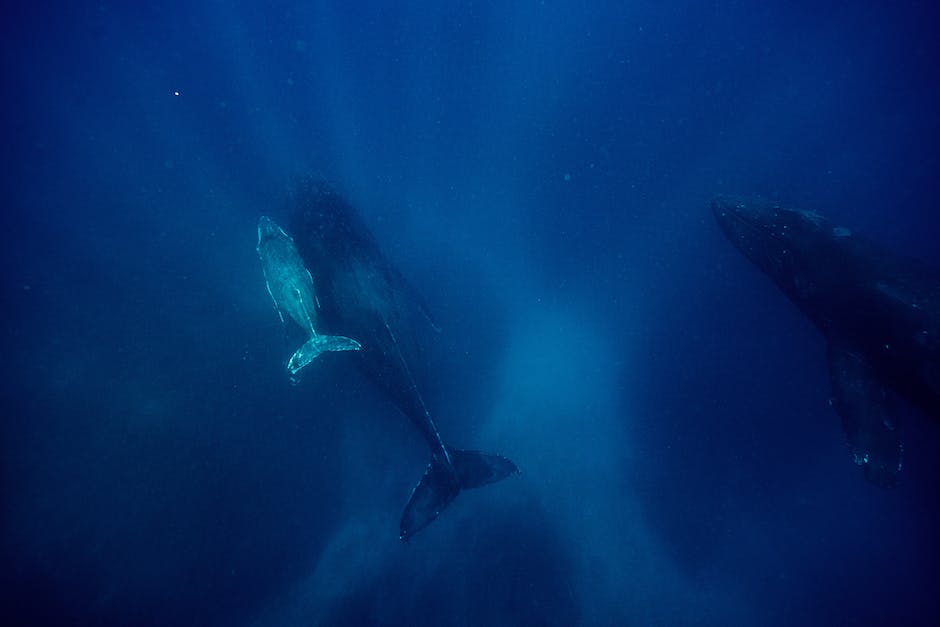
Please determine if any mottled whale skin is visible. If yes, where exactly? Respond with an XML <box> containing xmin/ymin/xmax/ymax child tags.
<box><xmin>713</xmin><ymin>196</ymin><xmax>940</xmax><ymax>486</ymax></box>
<box><xmin>257</xmin><ymin>216</ymin><xmax>361</xmax><ymax>375</ymax></box>
<box><xmin>287</xmin><ymin>181</ymin><xmax>517</xmax><ymax>540</ymax></box>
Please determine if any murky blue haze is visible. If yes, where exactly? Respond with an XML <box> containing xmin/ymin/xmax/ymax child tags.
<box><xmin>2</xmin><ymin>2</ymin><xmax>939</xmax><ymax>625</ymax></box>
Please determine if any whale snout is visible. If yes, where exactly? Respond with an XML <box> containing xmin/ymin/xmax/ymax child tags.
<box><xmin>711</xmin><ymin>196</ymin><xmax>769</xmax><ymax>232</ymax></box>
<box><xmin>711</xmin><ymin>196</ymin><xmax>763</xmax><ymax>248</ymax></box>
<box><xmin>258</xmin><ymin>215</ymin><xmax>288</xmax><ymax>244</ymax></box>
<box><xmin>258</xmin><ymin>215</ymin><xmax>278</xmax><ymax>235</ymax></box>
<box><xmin>710</xmin><ymin>196</ymin><xmax>735</xmax><ymax>222</ymax></box>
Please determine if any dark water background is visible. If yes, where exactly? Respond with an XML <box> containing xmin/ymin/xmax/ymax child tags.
<box><xmin>2</xmin><ymin>2</ymin><xmax>939</xmax><ymax>625</ymax></box>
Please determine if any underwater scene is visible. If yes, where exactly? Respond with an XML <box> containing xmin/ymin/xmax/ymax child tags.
<box><xmin>2</xmin><ymin>2</ymin><xmax>939</xmax><ymax>625</ymax></box>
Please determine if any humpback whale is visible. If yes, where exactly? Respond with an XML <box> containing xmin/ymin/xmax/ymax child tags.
<box><xmin>257</xmin><ymin>216</ymin><xmax>361</xmax><ymax>376</ymax></box>
<box><xmin>713</xmin><ymin>196</ymin><xmax>940</xmax><ymax>486</ymax></box>
<box><xmin>287</xmin><ymin>181</ymin><xmax>518</xmax><ymax>540</ymax></box>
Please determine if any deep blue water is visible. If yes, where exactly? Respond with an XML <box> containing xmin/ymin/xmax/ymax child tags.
<box><xmin>3</xmin><ymin>2</ymin><xmax>939</xmax><ymax>625</ymax></box>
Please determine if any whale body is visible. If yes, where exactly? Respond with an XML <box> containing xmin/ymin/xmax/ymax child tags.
<box><xmin>713</xmin><ymin>196</ymin><xmax>940</xmax><ymax>486</ymax></box>
<box><xmin>257</xmin><ymin>215</ymin><xmax>361</xmax><ymax>376</ymax></box>
<box><xmin>287</xmin><ymin>182</ymin><xmax>518</xmax><ymax>539</ymax></box>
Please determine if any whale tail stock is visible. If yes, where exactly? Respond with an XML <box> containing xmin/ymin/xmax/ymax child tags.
<box><xmin>287</xmin><ymin>334</ymin><xmax>362</xmax><ymax>375</ymax></box>
<box><xmin>399</xmin><ymin>447</ymin><xmax>518</xmax><ymax>541</ymax></box>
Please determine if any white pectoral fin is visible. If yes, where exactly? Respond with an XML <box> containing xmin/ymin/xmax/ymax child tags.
<box><xmin>394</xmin><ymin>268</ymin><xmax>441</xmax><ymax>333</ymax></box>
<box><xmin>827</xmin><ymin>342</ymin><xmax>902</xmax><ymax>487</ymax></box>
<box><xmin>305</xmin><ymin>268</ymin><xmax>321</xmax><ymax>310</ymax></box>
<box><xmin>265</xmin><ymin>281</ymin><xmax>285</xmax><ymax>324</ymax></box>
<box><xmin>292</xmin><ymin>285</ymin><xmax>318</xmax><ymax>335</ymax></box>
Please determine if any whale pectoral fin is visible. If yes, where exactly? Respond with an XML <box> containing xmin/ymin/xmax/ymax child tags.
<box><xmin>287</xmin><ymin>334</ymin><xmax>361</xmax><ymax>375</ymax></box>
<box><xmin>413</xmin><ymin>293</ymin><xmax>441</xmax><ymax>334</ymax></box>
<box><xmin>827</xmin><ymin>342</ymin><xmax>902</xmax><ymax>487</ymax></box>
<box><xmin>399</xmin><ymin>449</ymin><xmax>518</xmax><ymax>541</ymax></box>
<box><xmin>264</xmin><ymin>281</ymin><xmax>286</xmax><ymax>325</ymax></box>
<box><xmin>393</xmin><ymin>268</ymin><xmax>441</xmax><ymax>333</ymax></box>
<box><xmin>291</xmin><ymin>285</ymin><xmax>318</xmax><ymax>336</ymax></box>
<box><xmin>304</xmin><ymin>268</ymin><xmax>322</xmax><ymax>311</ymax></box>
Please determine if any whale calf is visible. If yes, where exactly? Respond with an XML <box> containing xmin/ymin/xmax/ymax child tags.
<box><xmin>287</xmin><ymin>182</ymin><xmax>518</xmax><ymax>540</ymax></box>
<box><xmin>257</xmin><ymin>216</ymin><xmax>361</xmax><ymax>375</ymax></box>
<box><xmin>713</xmin><ymin>196</ymin><xmax>940</xmax><ymax>486</ymax></box>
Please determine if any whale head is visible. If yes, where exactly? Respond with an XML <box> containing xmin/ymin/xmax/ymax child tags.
<box><xmin>711</xmin><ymin>196</ymin><xmax>854</xmax><ymax>302</ymax></box>
<box><xmin>258</xmin><ymin>215</ymin><xmax>289</xmax><ymax>247</ymax></box>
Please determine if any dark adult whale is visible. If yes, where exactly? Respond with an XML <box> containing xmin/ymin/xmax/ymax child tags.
<box><xmin>287</xmin><ymin>181</ymin><xmax>518</xmax><ymax>539</ymax></box>
<box><xmin>713</xmin><ymin>196</ymin><xmax>940</xmax><ymax>486</ymax></box>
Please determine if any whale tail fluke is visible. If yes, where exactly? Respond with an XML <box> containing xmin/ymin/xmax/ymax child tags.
<box><xmin>451</xmin><ymin>449</ymin><xmax>519</xmax><ymax>488</ymax></box>
<box><xmin>287</xmin><ymin>334</ymin><xmax>361</xmax><ymax>375</ymax></box>
<box><xmin>399</xmin><ymin>448</ymin><xmax>518</xmax><ymax>541</ymax></box>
